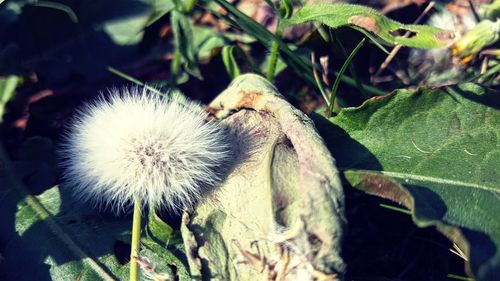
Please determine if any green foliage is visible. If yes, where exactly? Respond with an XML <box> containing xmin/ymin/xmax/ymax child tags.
<box><xmin>221</xmin><ymin>45</ymin><xmax>241</xmax><ymax>79</ymax></box>
<box><xmin>328</xmin><ymin>37</ymin><xmax>365</xmax><ymax>115</ymax></box>
<box><xmin>1</xmin><ymin>1</ymin><xmax>498</xmax><ymax>280</ymax></box>
<box><xmin>171</xmin><ymin>10</ymin><xmax>202</xmax><ymax>80</ymax></box>
<box><xmin>212</xmin><ymin>0</ymin><xmax>386</xmax><ymax>96</ymax></box>
<box><xmin>0</xmin><ymin>0</ymin><xmax>174</xmax><ymax>80</ymax></box>
<box><xmin>0</xmin><ymin>75</ymin><xmax>19</xmax><ymax>122</ymax></box>
<box><xmin>315</xmin><ymin>83</ymin><xmax>499</xmax><ymax>280</ymax></box>
<box><xmin>146</xmin><ymin>0</ymin><xmax>176</xmax><ymax>26</ymax></box>
<box><xmin>146</xmin><ymin>212</ymin><xmax>176</xmax><ymax>245</ymax></box>
<box><xmin>0</xmin><ymin>143</ymin><xmax>190</xmax><ymax>280</ymax></box>
<box><xmin>278</xmin><ymin>0</ymin><xmax>292</xmax><ymax>19</ymax></box>
<box><xmin>281</xmin><ymin>3</ymin><xmax>455</xmax><ymax>48</ymax></box>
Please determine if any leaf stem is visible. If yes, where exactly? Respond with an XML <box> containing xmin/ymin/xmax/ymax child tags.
<box><xmin>328</xmin><ymin>37</ymin><xmax>365</xmax><ymax>116</ymax></box>
<box><xmin>130</xmin><ymin>197</ymin><xmax>142</xmax><ymax>281</ymax></box>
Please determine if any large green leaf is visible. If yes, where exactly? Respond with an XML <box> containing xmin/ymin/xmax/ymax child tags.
<box><xmin>281</xmin><ymin>3</ymin><xmax>455</xmax><ymax>48</ymax></box>
<box><xmin>314</xmin><ymin>83</ymin><xmax>499</xmax><ymax>280</ymax></box>
<box><xmin>0</xmin><ymin>143</ymin><xmax>189</xmax><ymax>281</ymax></box>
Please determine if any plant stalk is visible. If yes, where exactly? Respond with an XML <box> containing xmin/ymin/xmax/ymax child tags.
<box><xmin>212</xmin><ymin>0</ymin><xmax>387</xmax><ymax>97</ymax></box>
<box><xmin>130</xmin><ymin>197</ymin><xmax>142</xmax><ymax>281</ymax></box>
<box><xmin>267</xmin><ymin>40</ymin><xmax>280</xmax><ymax>81</ymax></box>
<box><xmin>328</xmin><ymin>37</ymin><xmax>365</xmax><ymax>116</ymax></box>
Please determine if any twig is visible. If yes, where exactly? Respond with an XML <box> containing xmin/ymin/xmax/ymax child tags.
<box><xmin>311</xmin><ymin>52</ymin><xmax>331</xmax><ymax>108</ymax></box>
<box><xmin>373</xmin><ymin>1</ymin><xmax>435</xmax><ymax>78</ymax></box>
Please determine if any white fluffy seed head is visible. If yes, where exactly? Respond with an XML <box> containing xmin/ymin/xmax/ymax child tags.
<box><xmin>60</xmin><ymin>86</ymin><xmax>230</xmax><ymax>213</ymax></box>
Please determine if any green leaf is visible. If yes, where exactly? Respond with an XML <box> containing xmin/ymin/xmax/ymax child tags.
<box><xmin>102</xmin><ymin>16</ymin><xmax>149</xmax><ymax>46</ymax></box>
<box><xmin>146</xmin><ymin>211</ymin><xmax>177</xmax><ymax>246</ymax></box>
<box><xmin>101</xmin><ymin>0</ymin><xmax>176</xmax><ymax>45</ymax></box>
<box><xmin>177</xmin><ymin>25</ymin><xmax>253</xmax><ymax>64</ymax></box>
<box><xmin>278</xmin><ymin>0</ymin><xmax>293</xmax><ymax>19</ymax></box>
<box><xmin>192</xmin><ymin>26</ymin><xmax>227</xmax><ymax>60</ymax></box>
<box><xmin>281</xmin><ymin>3</ymin><xmax>455</xmax><ymax>48</ymax></box>
<box><xmin>146</xmin><ymin>0</ymin><xmax>175</xmax><ymax>26</ymax></box>
<box><xmin>0</xmin><ymin>75</ymin><xmax>20</xmax><ymax>122</ymax></box>
<box><xmin>0</xmin><ymin>0</ymin><xmax>175</xmax><ymax>80</ymax></box>
<box><xmin>221</xmin><ymin>45</ymin><xmax>241</xmax><ymax>79</ymax></box>
<box><xmin>171</xmin><ymin>10</ymin><xmax>202</xmax><ymax>79</ymax></box>
<box><xmin>328</xmin><ymin>37</ymin><xmax>365</xmax><ymax>115</ymax></box>
<box><xmin>314</xmin><ymin>83</ymin><xmax>499</xmax><ymax>280</ymax></box>
<box><xmin>102</xmin><ymin>0</ymin><xmax>174</xmax><ymax>45</ymax></box>
<box><xmin>211</xmin><ymin>0</ymin><xmax>386</xmax><ymax>96</ymax></box>
<box><xmin>0</xmin><ymin>143</ymin><xmax>189</xmax><ymax>281</ymax></box>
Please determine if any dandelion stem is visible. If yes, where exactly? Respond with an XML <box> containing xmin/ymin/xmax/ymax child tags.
<box><xmin>130</xmin><ymin>197</ymin><xmax>142</xmax><ymax>281</ymax></box>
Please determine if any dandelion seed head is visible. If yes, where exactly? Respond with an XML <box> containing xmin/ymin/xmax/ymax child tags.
<box><xmin>60</xmin><ymin>87</ymin><xmax>229</xmax><ymax>212</ymax></box>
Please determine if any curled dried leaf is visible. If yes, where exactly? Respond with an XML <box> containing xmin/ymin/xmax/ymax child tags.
<box><xmin>181</xmin><ymin>74</ymin><xmax>345</xmax><ymax>281</ymax></box>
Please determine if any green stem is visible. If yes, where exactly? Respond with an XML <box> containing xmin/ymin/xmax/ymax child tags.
<box><xmin>379</xmin><ymin>203</ymin><xmax>411</xmax><ymax>215</ymax></box>
<box><xmin>328</xmin><ymin>37</ymin><xmax>365</xmax><ymax>116</ymax></box>
<box><xmin>32</xmin><ymin>1</ymin><xmax>79</xmax><ymax>23</ymax></box>
<box><xmin>468</xmin><ymin>62</ymin><xmax>500</xmax><ymax>83</ymax></box>
<box><xmin>130</xmin><ymin>197</ymin><xmax>142</xmax><ymax>281</ymax></box>
<box><xmin>317</xmin><ymin>25</ymin><xmax>331</xmax><ymax>42</ymax></box>
<box><xmin>171</xmin><ymin>47</ymin><xmax>182</xmax><ymax>77</ymax></box>
<box><xmin>267</xmin><ymin>39</ymin><xmax>280</xmax><ymax>81</ymax></box>
<box><xmin>212</xmin><ymin>0</ymin><xmax>386</xmax><ymax>97</ymax></box>
<box><xmin>332</xmin><ymin>31</ymin><xmax>368</xmax><ymax>98</ymax></box>
<box><xmin>313</xmin><ymin>66</ymin><xmax>330</xmax><ymax>107</ymax></box>
<box><xmin>107</xmin><ymin>66</ymin><xmax>166</xmax><ymax>97</ymax></box>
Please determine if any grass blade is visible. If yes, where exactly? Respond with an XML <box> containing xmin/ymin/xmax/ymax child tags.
<box><xmin>211</xmin><ymin>0</ymin><xmax>386</xmax><ymax>97</ymax></box>
<box><xmin>328</xmin><ymin>37</ymin><xmax>365</xmax><ymax>115</ymax></box>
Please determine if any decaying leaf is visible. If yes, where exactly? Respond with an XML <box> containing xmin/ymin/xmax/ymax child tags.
<box><xmin>280</xmin><ymin>3</ymin><xmax>455</xmax><ymax>49</ymax></box>
<box><xmin>181</xmin><ymin>74</ymin><xmax>345</xmax><ymax>280</ymax></box>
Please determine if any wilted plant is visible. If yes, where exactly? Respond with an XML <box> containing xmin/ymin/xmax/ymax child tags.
<box><xmin>60</xmin><ymin>87</ymin><xmax>230</xmax><ymax>281</ymax></box>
